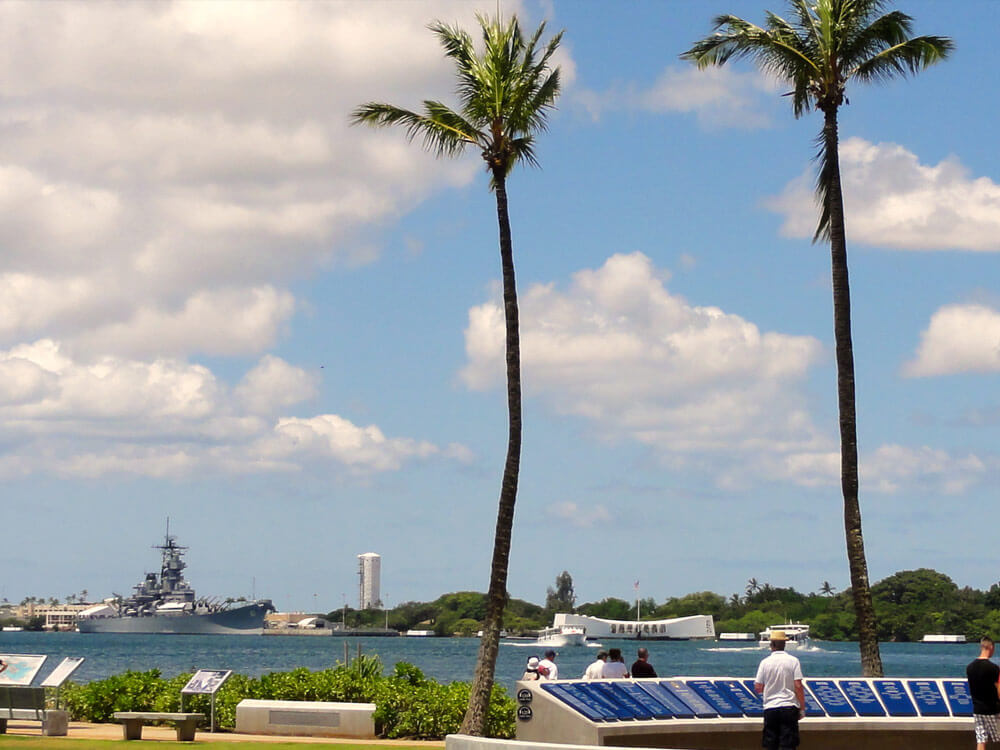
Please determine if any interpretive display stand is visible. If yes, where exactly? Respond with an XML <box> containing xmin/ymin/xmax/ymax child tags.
<box><xmin>0</xmin><ymin>654</ymin><xmax>47</xmax><ymax>686</ymax></box>
<box><xmin>181</xmin><ymin>670</ymin><xmax>232</xmax><ymax>731</ymax></box>
<box><xmin>40</xmin><ymin>657</ymin><xmax>86</xmax><ymax>707</ymax></box>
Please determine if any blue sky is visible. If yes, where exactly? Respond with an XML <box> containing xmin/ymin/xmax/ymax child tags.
<box><xmin>2</xmin><ymin>0</ymin><xmax>999</xmax><ymax>613</ymax></box>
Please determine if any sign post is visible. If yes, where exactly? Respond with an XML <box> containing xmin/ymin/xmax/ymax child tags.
<box><xmin>181</xmin><ymin>670</ymin><xmax>232</xmax><ymax>732</ymax></box>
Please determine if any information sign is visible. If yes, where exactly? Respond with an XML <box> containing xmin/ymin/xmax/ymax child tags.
<box><xmin>942</xmin><ymin>680</ymin><xmax>973</xmax><ymax>717</ymax></box>
<box><xmin>41</xmin><ymin>657</ymin><xmax>85</xmax><ymax>688</ymax></box>
<box><xmin>713</xmin><ymin>679</ymin><xmax>763</xmax><ymax>717</ymax></box>
<box><xmin>181</xmin><ymin>669</ymin><xmax>232</xmax><ymax>695</ymax></box>
<box><xmin>0</xmin><ymin>654</ymin><xmax>46</xmax><ymax>685</ymax></box>
<box><xmin>805</xmin><ymin>679</ymin><xmax>856</xmax><ymax>717</ymax></box>
<box><xmin>872</xmin><ymin>680</ymin><xmax>917</xmax><ymax>717</ymax></box>
<box><xmin>839</xmin><ymin>679</ymin><xmax>886</xmax><ymax>716</ymax></box>
<box><xmin>659</xmin><ymin>680</ymin><xmax>717</xmax><ymax>718</ymax></box>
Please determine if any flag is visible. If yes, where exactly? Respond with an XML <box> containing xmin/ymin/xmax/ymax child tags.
<box><xmin>633</xmin><ymin>580</ymin><xmax>639</xmax><ymax>591</ymax></box>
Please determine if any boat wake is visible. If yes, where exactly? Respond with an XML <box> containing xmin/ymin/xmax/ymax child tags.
<box><xmin>502</xmin><ymin>640</ymin><xmax>604</xmax><ymax>649</ymax></box>
<box><xmin>703</xmin><ymin>644</ymin><xmax>826</xmax><ymax>654</ymax></box>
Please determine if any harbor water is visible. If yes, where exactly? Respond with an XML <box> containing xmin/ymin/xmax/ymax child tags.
<box><xmin>0</xmin><ymin>631</ymin><xmax>980</xmax><ymax>693</ymax></box>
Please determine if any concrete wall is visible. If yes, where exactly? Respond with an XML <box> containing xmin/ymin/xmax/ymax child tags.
<box><xmin>235</xmin><ymin>699</ymin><xmax>375</xmax><ymax>738</ymax></box>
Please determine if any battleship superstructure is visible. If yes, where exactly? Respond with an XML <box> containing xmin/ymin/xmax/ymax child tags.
<box><xmin>77</xmin><ymin>527</ymin><xmax>273</xmax><ymax>635</ymax></box>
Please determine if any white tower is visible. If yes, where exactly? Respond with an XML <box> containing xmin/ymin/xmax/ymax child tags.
<box><xmin>358</xmin><ymin>552</ymin><xmax>381</xmax><ymax>609</ymax></box>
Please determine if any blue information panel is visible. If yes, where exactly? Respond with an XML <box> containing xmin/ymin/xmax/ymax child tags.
<box><xmin>687</xmin><ymin>679</ymin><xmax>744</xmax><ymax>717</ymax></box>
<box><xmin>542</xmin><ymin>683</ymin><xmax>615</xmax><ymax>722</ymax></box>
<box><xmin>742</xmin><ymin>679</ymin><xmax>825</xmax><ymax>717</ymax></box>
<box><xmin>615</xmin><ymin>682</ymin><xmax>674</xmax><ymax>720</ymax></box>
<box><xmin>839</xmin><ymin>680</ymin><xmax>886</xmax><ymax>717</ymax></box>
<box><xmin>714</xmin><ymin>680</ymin><xmax>763</xmax><ymax>717</ymax></box>
<box><xmin>659</xmin><ymin>680</ymin><xmax>718</xmax><ymax>718</ymax></box>
<box><xmin>806</xmin><ymin>680</ymin><xmax>856</xmax><ymax>717</ymax></box>
<box><xmin>942</xmin><ymin>680</ymin><xmax>973</xmax><ymax>717</ymax></box>
<box><xmin>636</xmin><ymin>682</ymin><xmax>695</xmax><ymax>719</ymax></box>
<box><xmin>904</xmin><ymin>680</ymin><xmax>949</xmax><ymax>717</ymax></box>
<box><xmin>590</xmin><ymin>682</ymin><xmax>652</xmax><ymax>720</ymax></box>
<box><xmin>578</xmin><ymin>682</ymin><xmax>641</xmax><ymax>721</ymax></box>
<box><xmin>872</xmin><ymin>680</ymin><xmax>917</xmax><ymax>717</ymax></box>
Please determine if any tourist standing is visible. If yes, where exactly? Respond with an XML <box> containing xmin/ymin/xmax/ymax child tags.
<box><xmin>521</xmin><ymin>656</ymin><xmax>543</xmax><ymax>681</ymax></box>
<box><xmin>583</xmin><ymin>651</ymin><xmax>608</xmax><ymax>679</ymax></box>
<box><xmin>754</xmin><ymin>630</ymin><xmax>805</xmax><ymax>750</ymax></box>
<box><xmin>631</xmin><ymin>647</ymin><xmax>657</xmax><ymax>678</ymax></box>
<box><xmin>539</xmin><ymin>649</ymin><xmax>559</xmax><ymax>680</ymax></box>
<box><xmin>967</xmin><ymin>636</ymin><xmax>1000</xmax><ymax>750</ymax></box>
<box><xmin>601</xmin><ymin>648</ymin><xmax>630</xmax><ymax>679</ymax></box>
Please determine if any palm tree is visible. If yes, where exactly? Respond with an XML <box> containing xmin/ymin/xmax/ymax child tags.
<box><xmin>820</xmin><ymin>581</ymin><xmax>836</xmax><ymax>597</ymax></box>
<box><xmin>352</xmin><ymin>14</ymin><xmax>561</xmax><ymax>734</ymax></box>
<box><xmin>683</xmin><ymin>0</ymin><xmax>951</xmax><ymax>677</ymax></box>
<box><xmin>745</xmin><ymin>577</ymin><xmax>760</xmax><ymax>599</ymax></box>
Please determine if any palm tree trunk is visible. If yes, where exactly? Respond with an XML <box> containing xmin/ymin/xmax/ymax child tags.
<box><xmin>461</xmin><ymin>169</ymin><xmax>523</xmax><ymax>735</ymax></box>
<box><xmin>823</xmin><ymin>106</ymin><xmax>883</xmax><ymax>678</ymax></box>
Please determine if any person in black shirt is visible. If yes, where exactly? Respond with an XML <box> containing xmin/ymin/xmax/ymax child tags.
<box><xmin>967</xmin><ymin>636</ymin><xmax>1000</xmax><ymax>750</ymax></box>
<box><xmin>630</xmin><ymin>647</ymin><xmax>657</xmax><ymax>678</ymax></box>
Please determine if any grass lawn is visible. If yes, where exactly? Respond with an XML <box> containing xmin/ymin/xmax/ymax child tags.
<box><xmin>0</xmin><ymin>741</ymin><xmax>434</xmax><ymax>750</ymax></box>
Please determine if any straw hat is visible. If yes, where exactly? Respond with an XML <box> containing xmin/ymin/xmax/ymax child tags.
<box><xmin>770</xmin><ymin>630</ymin><xmax>788</xmax><ymax>641</ymax></box>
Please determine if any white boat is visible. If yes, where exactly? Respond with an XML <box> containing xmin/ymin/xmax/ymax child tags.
<box><xmin>921</xmin><ymin>634</ymin><xmax>966</xmax><ymax>643</ymax></box>
<box><xmin>719</xmin><ymin>632</ymin><xmax>756</xmax><ymax>641</ymax></box>
<box><xmin>537</xmin><ymin>625</ymin><xmax>587</xmax><ymax>647</ymax></box>
<box><xmin>759</xmin><ymin>623</ymin><xmax>810</xmax><ymax>649</ymax></box>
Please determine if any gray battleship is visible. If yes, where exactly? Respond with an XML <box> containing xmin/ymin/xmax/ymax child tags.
<box><xmin>77</xmin><ymin>529</ymin><xmax>273</xmax><ymax>635</ymax></box>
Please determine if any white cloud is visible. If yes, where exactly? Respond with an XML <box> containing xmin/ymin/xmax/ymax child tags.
<box><xmin>235</xmin><ymin>355</ymin><xmax>319</xmax><ymax>415</ymax></box>
<box><xmin>260</xmin><ymin>415</ymin><xmax>440</xmax><ymax>473</ymax></box>
<box><xmin>461</xmin><ymin>253</ymin><xmax>998</xmax><ymax>495</ymax></box>
<box><xmin>755</xmin><ymin>444</ymin><xmax>991</xmax><ymax>496</ymax></box>
<box><xmin>768</xmin><ymin>138</ymin><xmax>1000</xmax><ymax>251</ymax></box>
<box><xmin>0</xmin><ymin>1</ymin><xmax>530</xmax><ymax>356</ymax></box>
<box><xmin>904</xmin><ymin>304</ymin><xmax>1000</xmax><ymax>376</ymax></box>
<box><xmin>575</xmin><ymin>66</ymin><xmax>776</xmax><ymax>128</ymax></box>
<box><xmin>0</xmin><ymin>341</ymin><xmax>457</xmax><ymax>478</ymax></box>
<box><xmin>546</xmin><ymin>501</ymin><xmax>611</xmax><ymax>528</ymax></box>
<box><xmin>462</xmin><ymin>252</ymin><xmax>826</xmax><ymax>468</ymax></box>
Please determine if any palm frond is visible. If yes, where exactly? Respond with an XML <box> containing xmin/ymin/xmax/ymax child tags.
<box><xmin>813</xmin><ymin>129</ymin><xmax>836</xmax><ymax>242</ymax></box>
<box><xmin>352</xmin><ymin>13</ymin><xmax>561</xmax><ymax>180</ymax></box>
<box><xmin>851</xmin><ymin>35</ymin><xmax>953</xmax><ymax>83</ymax></box>
<box><xmin>350</xmin><ymin>102</ymin><xmax>480</xmax><ymax>158</ymax></box>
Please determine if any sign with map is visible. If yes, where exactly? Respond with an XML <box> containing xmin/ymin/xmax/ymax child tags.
<box><xmin>41</xmin><ymin>656</ymin><xmax>86</xmax><ymax>688</ymax></box>
<box><xmin>0</xmin><ymin>654</ymin><xmax>47</xmax><ymax>685</ymax></box>
<box><xmin>181</xmin><ymin>669</ymin><xmax>231</xmax><ymax>695</ymax></box>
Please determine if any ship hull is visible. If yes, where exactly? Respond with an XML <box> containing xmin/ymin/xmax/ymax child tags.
<box><xmin>78</xmin><ymin>602</ymin><xmax>270</xmax><ymax>635</ymax></box>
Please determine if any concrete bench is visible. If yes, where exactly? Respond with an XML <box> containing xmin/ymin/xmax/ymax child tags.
<box><xmin>235</xmin><ymin>699</ymin><xmax>376</xmax><ymax>738</ymax></box>
<box><xmin>112</xmin><ymin>711</ymin><xmax>205</xmax><ymax>741</ymax></box>
<box><xmin>0</xmin><ymin>686</ymin><xmax>68</xmax><ymax>736</ymax></box>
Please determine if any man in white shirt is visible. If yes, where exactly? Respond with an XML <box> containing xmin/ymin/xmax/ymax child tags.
<box><xmin>539</xmin><ymin>650</ymin><xmax>559</xmax><ymax>681</ymax></box>
<box><xmin>754</xmin><ymin>630</ymin><xmax>805</xmax><ymax>750</ymax></box>
<box><xmin>583</xmin><ymin>651</ymin><xmax>608</xmax><ymax>679</ymax></box>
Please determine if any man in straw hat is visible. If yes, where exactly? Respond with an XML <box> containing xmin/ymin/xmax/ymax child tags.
<box><xmin>754</xmin><ymin>630</ymin><xmax>805</xmax><ymax>750</ymax></box>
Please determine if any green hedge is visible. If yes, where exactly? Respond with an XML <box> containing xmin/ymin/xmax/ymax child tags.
<box><xmin>60</xmin><ymin>655</ymin><xmax>515</xmax><ymax>739</ymax></box>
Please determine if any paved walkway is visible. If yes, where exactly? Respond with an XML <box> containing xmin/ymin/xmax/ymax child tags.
<box><xmin>2</xmin><ymin>720</ymin><xmax>445</xmax><ymax>745</ymax></box>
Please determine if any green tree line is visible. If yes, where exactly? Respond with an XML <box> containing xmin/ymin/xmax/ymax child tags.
<box><xmin>327</xmin><ymin>569</ymin><xmax>1000</xmax><ymax>644</ymax></box>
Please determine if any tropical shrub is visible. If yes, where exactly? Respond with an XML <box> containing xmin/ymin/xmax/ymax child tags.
<box><xmin>60</xmin><ymin>657</ymin><xmax>515</xmax><ymax>738</ymax></box>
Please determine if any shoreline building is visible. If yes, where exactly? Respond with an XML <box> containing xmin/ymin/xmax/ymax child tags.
<box><xmin>358</xmin><ymin>552</ymin><xmax>381</xmax><ymax>610</ymax></box>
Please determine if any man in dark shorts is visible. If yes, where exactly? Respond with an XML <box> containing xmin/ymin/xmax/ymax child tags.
<box><xmin>967</xmin><ymin>636</ymin><xmax>1000</xmax><ymax>750</ymax></box>
<box><xmin>754</xmin><ymin>630</ymin><xmax>805</xmax><ymax>750</ymax></box>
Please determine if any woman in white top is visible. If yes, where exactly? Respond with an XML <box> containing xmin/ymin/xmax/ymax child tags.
<box><xmin>601</xmin><ymin>647</ymin><xmax>630</xmax><ymax>678</ymax></box>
